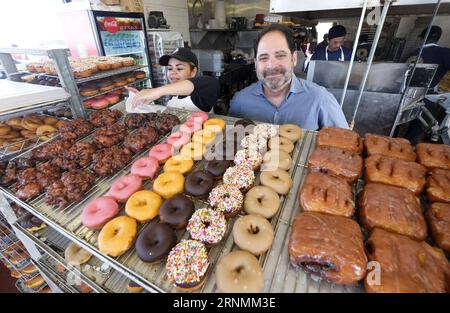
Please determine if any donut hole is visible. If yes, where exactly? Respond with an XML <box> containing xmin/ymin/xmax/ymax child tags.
<box><xmin>257</xmin><ymin>197</ymin><xmax>263</xmax><ymax>204</ymax></box>
<box><xmin>247</xmin><ymin>224</ymin><xmax>259</xmax><ymax>235</ymax></box>
<box><xmin>234</xmin><ymin>265</ymin><xmax>245</xmax><ymax>274</ymax></box>
<box><xmin>203</xmin><ymin>221</ymin><xmax>211</xmax><ymax>229</ymax></box>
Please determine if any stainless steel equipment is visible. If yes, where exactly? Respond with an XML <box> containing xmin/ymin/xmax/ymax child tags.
<box><xmin>192</xmin><ymin>49</ymin><xmax>225</xmax><ymax>77</ymax></box>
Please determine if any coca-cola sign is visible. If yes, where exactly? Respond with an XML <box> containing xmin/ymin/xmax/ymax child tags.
<box><xmin>104</xmin><ymin>17</ymin><xmax>120</xmax><ymax>34</ymax></box>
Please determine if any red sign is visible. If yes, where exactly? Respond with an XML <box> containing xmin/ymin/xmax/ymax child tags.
<box><xmin>103</xmin><ymin>17</ymin><xmax>120</xmax><ymax>34</ymax></box>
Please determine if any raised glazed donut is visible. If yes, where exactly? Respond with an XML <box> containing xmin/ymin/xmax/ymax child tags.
<box><xmin>232</xmin><ymin>214</ymin><xmax>274</xmax><ymax>255</ymax></box>
<box><xmin>131</xmin><ymin>156</ymin><xmax>159</xmax><ymax>180</ymax></box>
<box><xmin>98</xmin><ymin>216</ymin><xmax>137</xmax><ymax>257</ymax></box>
<box><xmin>192</xmin><ymin>129</ymin><xmax>217</xmax><ymax>146</ymax></box>
<box><xmin>184</xmin><ymin>170</ymin><xmax>214</xmax><ymax>199</ymax></box>
<box><xmin>165</xmin><ymin>131</ymin><xmax>191</xmax><ymax>150</ymax></box>
<box><xmin>163</xmin><ymin>155</ymin><xmax>194</xmax><ymax>175</ymax></box>
<box><xmin>64</xmin><ymin>242</ymin><xmax>92</xmax><ymax>266</ymax></box>
<box><xmin>260</xmin><ymin>169</ymin><xmax>293</xmax><ymax>195</ymax></box>
<box><xmin>107</xmin><ymin>175</ymin><xmax>143</xmax><ymax>202</ymax></box>
<box><xmin>187</xmin><ymin>208</ymin><xmax>226</xmax><ymax>246</ymax></box>
<box><xmin>135</xmin><ymin>222</ymin><xmax>177</xmax><ymax>263</ymax></box>
<box><xmin>203</xmin><ymin>118</ymin><xmax>225</xmax><ymax>133</ymax></box>
<box><xmin>179</xmin><ymin>120</ymin><xmax>202</xmax><ymax>135</ymax></box>
<box><xmin>159</xmin><ymin>194</ymin><xmax>195</xmax><ymax>229</ymax></box>
<box><xmin>125</xmin><ymin>190</ymin><xmax>162</xmax><ymax>223</ymax></box>
<box><xmin>215</xmin><ymin>250</ymin><xmax>263</xmax><ymax>293</ymax></box>
<box><xmin>244</xmin><ymin>186</ymin><xmax>280</xmax><ymax>219</ymax></box>
<box><xmin>153</xmin><ymin>171</ymin><xmax>185</xmax><ymax>199</ymax></box>
<box><xmin>208</xmin><ymin>184</ymin><xmax>243</xmax><ymax>218</ymax></box>
<box><xmin>187</xmin><ymin>111</ymin><xmax>209</xmax><ymax>124</ymax></box>
<box><xmin>262</xmin><ymin>149</ymin><xmax>293</xmax><ymax>171</ymax></box>
<box><xmin>81</xmin><ymin>196</ymin><xmax>119</xmax><ymax>230</ymax></box>
<box><xmin>180</xmin><ymin>142</ymin><xmax>205</xmax><ymax>161</ymax></box>
<box><xmin>149</xmin><ymin>144</ymin><xmax>173</xmax><ymax>164</ymax></box>
<box><xmin>279</xmin><ymin>124</ymin><xmax>302</xmax><ymax>142</ymax></box>
<box><xmin>268</xmin><ymin>136</ymin><xmax>295</xmax><ymax>154</ymax></box>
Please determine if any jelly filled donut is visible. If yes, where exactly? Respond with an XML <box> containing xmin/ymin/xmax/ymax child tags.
<box><xmin>149</xmin><ymin>144</ymin><xmax>173</xmax><ymax>164</ymax></box>
<box><xmin>165</xmin><ymin>131</ymin><xmax>191</xmax><ymax>150</ymax></box>
<box><xmin>215</xmin><ymin>250</ymin><xmax>263</xmax><ymax>293</ymax></box>
<box><xmin>107</xmin><ymin>175</ymin><xmax>143</xmax><ymax>202</ymax></box>
<box><xmin>81</xmin><ymin>196</ymin><xmax>119</xmax><ymax>230</ymax></box>
<box><xmin>98</xmin><ymin>216</ymin><xmax>137</xmax><ymax>257</ymax></box>
<box><xmin>244</xmin><ymin>186</ymin><xmax>280</xmax><ymax>219</ymax></box>
<box><xmin>125</xmin><ymin>190</ymin><xmax>162</xmax><ymax>223</ymax></box>
<box><xmin>153</xmin><ymin>171</ymin><xmax>185</xmax><ymax>199</ymax></box>
<box><xmin>209</xmin><ymin>184</ymin><xmax>244</xmax><ymax>218</ymax></box>
<box><xmin>166</xmin><ymin>240</ymin><xmax>209</xmax><ymax>290</ymax></box>
<box><xmin>232</xmin><ymin>214</ymin><xmax>274</xmax><ymax>256</ymax></box>
<box><xmin>159</xmin><ymin>194</ymin><xmax>195</xmax><ymax>229</ymax></box>
<box><xmin>131</xmin><ymin>157</ymin><xmax>159</xmax><ymax>180</ymax></box>
<box><xmin>204</xmin><ymin>159</ymin><xmax>232</xmax><ymax>180</ymax></box>
<box><xmin>135</xmin><ymin>222</ymin><xmax>177</xmax><ymax>263</ymax></box>
<box><xmin>163</xmin><ymin>155</ymin><xmax>194</xmax><ymax>175</ymax></box>
<box><xmin>187</xmin><ymin>111</ymin><xmax>209</xmax><ymax>124</ymax></box>
<box><xmin>187</xmin><ymin>208</ymin><xmax>226</xmax><ymax>246</ymax></box>
<box><xmin>184</xmin><ymin>170</ymin><xmax>214</xmax><ymax>199</ymax></box>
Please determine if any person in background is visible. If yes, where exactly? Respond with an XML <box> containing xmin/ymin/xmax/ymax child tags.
<box><xmin>228</xmin><ymin>24</ymin><xmax>348</xmax><ymax>130</ymax></box>
<box><xmin>129</xmin><ymin>47</ymin><xmax>220</xmax><ymax>112</ymax></box>
<box><xmin>310</xmin><ymin>25</ymin><xmax>352</xmax><ymax>62</ymax></box>
<box><xmin>315</xmin><ymin>33</ymin><xmax>328</xmax><ymax>52</ymax></box>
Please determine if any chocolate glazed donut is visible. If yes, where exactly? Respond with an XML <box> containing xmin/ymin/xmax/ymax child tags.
<box><xmin>159</xmin><ymin>195</ymin><xmax>195</xmax><ymax>229</ymax></box>
<box><xmin>204</xmin><ymin>159</ymin><xmax>232</xmax><ymax>180</ymax></box>
<box><xmin>185</xmin><ymin>170</ymin><xmax>214</xmax><ymax>198</ymax></box>
<box><xmin>135</xmin><ymin>223</ymin><xmax>176</xmax><ymax>263</ymax></box>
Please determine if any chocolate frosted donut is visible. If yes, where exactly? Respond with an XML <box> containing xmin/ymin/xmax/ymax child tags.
<box><xmin>135</xmin><ymin>223</ymin><xmax>177</xmax><ymax>263</ymax></box>
<box><xmin>204</xmin><ymin>159</ymin><xmax>232</xmax><ymax>180</ymax></box>
<box><xmin>159</xmin><ymin>195</ymin><xmax>195</xmax><ymax>229</ymax></box>
<box><xmin>185</xmin><ymin>170</ymin><xmax>214</xmax><ymax>199</ymax></box>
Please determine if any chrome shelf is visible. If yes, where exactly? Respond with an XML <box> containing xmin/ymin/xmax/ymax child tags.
<box><xmin>75</xmin><ymin>65</ymin><xmax>148</xmax><ymax>84</ymax></box>
<box><xmin>81</xmin><ymin>76</ymin><xmax>148</xmax><ymax>101</ymax></box>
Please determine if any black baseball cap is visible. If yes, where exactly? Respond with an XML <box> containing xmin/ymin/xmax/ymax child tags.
<box><xmin>159</xmin><ymin>47</ymin><xmax>198</xmax><ymax>68</ymax></box>
<box><xmin>419</xmin><ymin>25</ymin><xmax>442</xmax><ymax>41</ymax></box>
<box><xmin>328</xmin><ymin>25</ymin><xmax>347</xmax><ymax>40</ymax></box>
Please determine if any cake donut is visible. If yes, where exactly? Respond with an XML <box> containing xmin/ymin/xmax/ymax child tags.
<box><xmin>180</xmin><ymin>142</ymin><xmax>205</xmax><ymax>161</ymax></box>
<box><xmin>165</xmin><ymin>131</ymin><xmax>191</xmax><ymax>150</ymax></box>
<box><xmin>163</xmin><ymin>155</ymin><xmax>194</xmax><ymax>175</ymax></box>
<box><xmin>179</xmin><ymin>120</ymin><xmax>202</xmax><ymax>135</ymax></box>
<box><xmin>223</xmin><ymin>165</ymin><xmax>255</xmax><ymax>192</ymax></box>
<box><xmin>209</xmin><ymin>184</ymin><xmax>244</xmax><ymax>218</ymax></box>
<box><xmin>192</xmin><ymin>129</ymin><xmax>217</xmax><ymax>146</ymax></box>
<box><xmin>149</xmin><ymin>144</ymin><xmax>173</xmax><ymax>164</ymax></box>
<box><xmin>81</xmin><ymin>196</ymin><xmax>119</xmax><ymax>230</ymax></box>
<box><xmin>262</xmin><ymin>149</ymin><xmax>292</xmax><ymax>171</ymax></box>
<box><xmin>234</xmin><ymin>149</ymin><xmax>262</xmax><ymax>171</ymax></box>
<box><xmin>135</xmin><ymin>222</ymin><xmax>177</xmax><ymax>263</ymax></box>
<box><xmin>153</xmin><ymin>171</ymin><xmax>185</xmax><ymax>199</ymax></box>
<box><xmin>98</xmin><ymin>216</ymin><xmax>137</xmax><ymax>257</ymax></box>
<box><xmin>125</xmin><ymin>190</ymin><xmax>162</xmax><ymax>223</ymax></box>
<box><xmin>64</xmin><ymin>242</ymin><xmax>92</xmax><ymax>266</ymax></box>
<box><xmin>244</xmin><ymin>186</ymin><xmax>280</xmax><ymax>219</ymax></box>
<box><xmin>165</xmin><ymin>240</ymin><xmax>209</xmax><ymax>290</ymax></box>
<box><xmin>268</xmin><ymin>136</ymin><xmax>295</xmax><ymax>154</ymax></box>
<box><xmin>159</xmin><ymin>194</ymin><xmax>195</xmax><ymax>229</ymax></box>
<box><xmin>187</xmin><ymin>111</ymin><xmax>209</xmax><ymax>124</ymax></box>
<box><xmin>215</xmin><ymin>250</ymin><xmax>263</xmax><ymax>293</ymax></box>
<box><xmin>204</xmin><ymin>159</ymin><xmax>232</xmax><ymax>180</ymax></box>
<box><xmin>184</xmin><ymin>170</ymin><xmax>214</xmax><ymax>199</ymax></box>
<box><xmin>187</xmin><ymin>208</ymin><xmax>226</xmax><ymax>246</ymax></box>
<box><xmin>232</xmin><ymin>214</ymin><xmax>274</xmax><ymax>255</ymax></box>
<box><xmin>203</xmin><ymin>118</ymin><xmax>226</xmax><ymax>133</ymax></box>
<box><xmin>131</xmin><ymin>157</ymin><xmax>159</xmax><ymax>180</ymax></box>
<box><xmin>107</xmin><ymin>175</ymin><xmax>143</xmax><ymax>202</ymax></box>
<box><xmin>279</xmin><ymin>124</ymin><xmax>302</xmax><ymax>142</ymax></box>
<box><xmin>260</xmin><ymin>169</ymin><xmax>293</xmax><ymax>195</ymax></box>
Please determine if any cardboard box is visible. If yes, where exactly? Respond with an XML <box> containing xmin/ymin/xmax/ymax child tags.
<box><xmin>120</xmin><ymin>0</ymin><xmax>144</xmax><ymax>12</ymax></box>
<box><xmin>100</xmin><ymin>0</ymin><xmax>120</xmax><ymax>5</ymax></box>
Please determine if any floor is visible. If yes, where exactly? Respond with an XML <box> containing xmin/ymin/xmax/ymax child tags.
<box><xmin>0</xmin><ymin>262</ymin><xmax>19</xmax><ymax>293</ymax></box>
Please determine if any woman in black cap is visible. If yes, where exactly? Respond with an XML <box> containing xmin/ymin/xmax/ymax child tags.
<box><xmin>308</xmin><ymin>25</ymin><xmax>352</xmax><ymax>64</ymax></box>
<box><xmin>129</xmin><ymin>47</ymin><xmax>219</xmax><ymax>112</ymax></box>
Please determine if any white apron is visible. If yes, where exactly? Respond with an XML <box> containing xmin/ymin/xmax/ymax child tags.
<box><xmin>167</xmin><ymin>96</ymin><xmax>213</xmax><ymax>113</ymax></box>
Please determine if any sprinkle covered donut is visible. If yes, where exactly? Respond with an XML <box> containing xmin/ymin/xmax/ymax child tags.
<box><xmin>253</xmin><ymin>123</ymin><xmax>278</xmax><ymax>139</ymax></box>
<box><xmin>187</xmin><ymin>208</ymin><xmax>226</xmax><ymax>246</ymax></box>
<box><xmin>241</xmin><ymin>133</ymin><xmax>267</xmax><ymax>152</ymax></box>
<box><xmin>208</xmin><ymin>184</ymin><xmax>243</xmax><ymax>218</ymax></box>
<box><xmin>234</xmin><ymin>149</ymin><xmax>262</xmax><ymax>171</ymax></box>
<box><xmin>165</xmin><ymin>240</ymin><xmax>209</xmax><ymax>290</ymax></box>
<box><xmin>223</xmin><ymin>165</ymin><xmax>255</xmax><ymax>191</ymax></box>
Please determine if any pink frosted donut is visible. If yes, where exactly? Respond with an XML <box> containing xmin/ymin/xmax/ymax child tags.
<box><xmin>187</xmin><ymin>112</ymin><xmax>209</xmax><ymax>124</ymax></box>
<box><xmin>107</xmin><ymin>175</ymin><xmax>142</xmax><ymax>202</ymax></box>
<box><xmin>165</xmin><ymin>131</ymin><xmax>191</xmax><ymax>150</ymax></box>
<box><xmin>131</xmin><ymin>156</ymin><xmax>159</xmax><ymax>180</ymax></box>
<box><xmin>180</xmin><ymin>120</ymin><xmax>202</xmax><ymax>135</ymax></box>
<box><xmin>81</xmin><ymin>196</ymin><xmax>119</xmax><ymax>230</ymax></box>
<box><xmin>149</xmin><ymin>143</ymin><xmax>173</xmax><ymax>163</ymax></box>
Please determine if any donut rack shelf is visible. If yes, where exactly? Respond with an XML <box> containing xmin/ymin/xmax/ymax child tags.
<box><xmin>1</xmin><ymin>106</ymin><xmax>364</xmax><ymax>293</ymax></box>
<box><xmin>80</xmin><ymin>76</ymin><xmax>149</xmax><ymax>102</ymax></box>
<box><xmin>75</xmin><ymin>65</ymin><xmax>148</xmax><ymax>85</ymax></box>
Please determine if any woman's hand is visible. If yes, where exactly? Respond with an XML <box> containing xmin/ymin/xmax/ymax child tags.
<box><xmin>126</xmin><ymin>87</ymin><xmax>162</xmax><ymax>108</ymax></box>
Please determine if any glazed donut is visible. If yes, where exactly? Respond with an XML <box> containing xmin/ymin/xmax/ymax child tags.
<box><xmin>20</xmin><ymin>129</ymin><xmax>36</xmax><ymax>139</ymax></box>
<box><xmin>262</xmin><ymin>149</ymin><xmax>292</xmax><ymax>171</ymax></box>
<box><xmin>234</xmin><ymin>149</ymin><xmax>262</xmax><ymax>171</ymax></box>
<box><xmin>244</xmin><ymin>186</ymin><xmax>280</xmax><ymax>219</ymax></box>
<box><xmin>153</xmin><ymin>171</ymin><xmax>185</xmax><ymax>199</ymax></box>
<box><xmin>149</xmin><ymin>144</ymin><xmax>173</xmax><ymax>164</ymax></box>
<box><xmin>36</xmin><ymin>125</ymin><xmax>57</xmax><ymax>138</ymax></box>
<box><xmin>127</xmin><ymin>281</ymin><xmax>144</xmax><ymax>293</ymax></box>
<box><xmin>1</xmin><ymin>130</ymin><xmax>20</xmax><ymax>139</ymax></box>
<box><xmin>79</xmin><ymin>85</ymin><xmax>99</xmax><ymax>97</ymax></box>
<box><xmin>64</xmin><ymin>242</ymin><xmax>92</xmax><ymax>266</ymax></box>
<box><xmin>108</xmin><ymin>175</ymin><xmax>143</xmax><ymax>202</ymax></box>
<box><xmin>43</xmin><ymin>116</ymin><xmax>59</xmax><ymax>125</ymax></box>
<box><xmin>223</xmin><ymin>165</ymin><xmax>255</xmax><ymax>192</ymax></box>
<box><xmin>203</xmin><ymin>118</ymin><xmax>225</xmax><ymax>133</ymax></box>
<box><xmin>90</xmin><ymin>98</ymin><xmax>110</xmax><ymax>110</ymax></box>
<box><xmin>122</xmin><ymin>57</ymin><xmax>136</xmax><ymax>66</ymax></box>
<box><xmin>209</xmin><ymin>184</ymin><xmax>244</xmax><ymax>218</ymax></box>
<box><xmin>204</xmin><ymin>159</ymin><xmax>232</xmax><ymax>180</ymax></box>
<box><xmin>21</xmin><ymin>263</ymin><xmax>38</xmax><ymax>275</ymax></box>
<box><xmin>125</xmin><ymin>190</ymin><xmax>162</xmax><ymax>223</ymax></box>
<box><xmin>215</xmin><ymin>250</ymin><xmax>263</xmax><ymax>293</ymax></box>
<box><xmin>163</xmin><ymin>155</ymin><xmax>194</xmax><ymax>175</ymax></box>
<box><xmin>232</xmin><ymin>214</ymin><xmax>274</xmax><ymax>255</ymax></box>
<box><xmin>165</xmin><ymin>131</ymin><xmax>191</xmax><ymax>150</ymax></box>
<box><xmin>165</xmin><ymin>240</ymin><xmax>209</xmax><ymax>290</ymax></box>
<box><xmin>5</xmin><ymin>118</ymin><xmax>23</xmax><ymax>130</ymax></box>
<box><xmin>135</xmin><ymin>222</ymin><xmax>177</xmax><ymax>263</ymax></box>
<box><xmin>279</xmin><ymin>124</ymin><xmax>302</xmax><ymax>142</ymax></box>
<box><xmin>159</xmin><ymin>194</ymin><xmax>195</xmax><ymax>229</ymax></box>
<box><xmin>179</xmin><ymin>120</ymin><xmax>202</xmax><ymax>135</ymax></box>
<box><xmin>131</xmin><ymin>156</ymin><xmax>159</xmax><ymax>180</ymax></box>
<box><xmin>134</xmin><ymin>70</ymin><xmax>146</xmax><ymax>79</ymax></box>
<box><xmin>187</xmin><ymin>111</ymin><xmax>209</xmax><ymax>124</ymax></box>
<box><xmin>192</xmin><ymin>129</ymin><xmax>217</xmax><ymax>146</ymax></box>
<box><xmin>21</xmin><ymin>116</ymin><xmax>43</xmax><ymax>131</ymax></box>
<box><xmin>0</xmin><ymin>123</ymin><xmax>11</xmax><ymax>136</ymax></box>
<box><xmin>98</xmin><ymin>80</ymin><xmax>115</xmax><ymax>92</ymax></box>
<box><xmin>98</xmin><ymin>216</ymin><xmax>137</xmax><ymax>257</ymax></box>
<box><xmin>180</xmin><ymin>142</ymin><xmax>205</xmax><ymax>161</ymax></box>
<box><xmin>24</xmin><ymin>275</ymin><xmax>45</xmax><ymax>289</ymax></box>
<box><xmin>260</xmin><ymin>169</ymin><xmax>293</xmax><ymax>195</ymax></box>
<box><xmin>81</xmin><ymin>196</ymin><xmax>119</xmax><ymax>230</ymax></box>
<box><xmin>268</xmin><ymin>136</ymin><xmax>294</xmax><ymax>154</ymax></box>
<box><xmin>11</xmin><ymin>270</ymin><xmax>22</xmax><ymax>278</ymax></box>
<box><xmin>187</xmin><ymin>208</ymin><xmax>226</xmax><ymax>246</ymax></box>
<box><xmin>184</xmin><ymin>170</ymin><xmax>214</xmax><ymax>199</ymax></box>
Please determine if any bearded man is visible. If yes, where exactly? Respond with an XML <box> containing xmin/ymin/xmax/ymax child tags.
<box><xmin>228</xmin><ymin>24</ymin><xmax>348</xmax><ymax>130</ymax></box>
